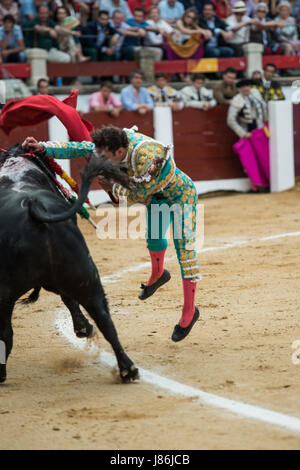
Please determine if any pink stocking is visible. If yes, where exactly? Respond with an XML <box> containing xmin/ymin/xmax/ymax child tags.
<box><xmin>180</xmin><ymin>279</ymin><xmax>197</xmax><ymax>327</ymax></box>
<box><xmin>147</xmin><ymin>250</ymin><xmax>166</xmax><ymax>286</ymax></box>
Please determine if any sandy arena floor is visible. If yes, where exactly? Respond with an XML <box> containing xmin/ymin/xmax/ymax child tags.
<box><xmin>0</xmin><ymin>185</ymin><xmax>300</xmax><ymax>450</ymax></box>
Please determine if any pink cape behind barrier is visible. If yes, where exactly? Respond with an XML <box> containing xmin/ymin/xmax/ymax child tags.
<box><xmin>233</xmin><ymin>128</ymin><xmax>270</xmax><ymax>187</ymax></box>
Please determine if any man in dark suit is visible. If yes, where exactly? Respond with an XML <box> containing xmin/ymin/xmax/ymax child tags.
<box><xmin>81</xmin><ymin>10</ymin><xmax>118</xmax><ymax>61</ymax></box>
<box><xmin>199</xmin><ymin>1</ymin><xmax>235</xmax><ymax>57</ymax></box>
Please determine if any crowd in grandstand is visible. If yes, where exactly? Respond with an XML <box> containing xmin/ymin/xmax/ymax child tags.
<box><xmin>1</xmin><ymin>0</ymin><xmax>300</xmax><ymax>64</ymax></box>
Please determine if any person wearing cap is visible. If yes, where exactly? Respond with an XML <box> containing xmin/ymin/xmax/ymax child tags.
<box><xmin>274</xmin><ymin>1</ymin><xmax>300</xmax><ymax>55</ymax></box>
<box><xmin>225</xmin><ymin>1</ymin><xmax>257</xmax><ymax>56</ymax></box>
<box><xmin>227</xmin><ymin>79</ymin><xmax>268</xmax><ymax>192</ymax></box>
<box><xmin>230</xmin><ymin>0</ymin><xmax>256</xmax><ymax>18</ymax></box>
<box><xmin>250</xmin><ymin>2</ymin><xmax>283</xmax><ymax>55</ymax></box>
<box><xmin>227</xmin><ymin>78</ymin><xmax>266</xmax><ymax>139</ymax></box>
<box><xmin>252</xmin><ymin>63</ymin><xmax>285</xmax><ymax>103</ymax></box>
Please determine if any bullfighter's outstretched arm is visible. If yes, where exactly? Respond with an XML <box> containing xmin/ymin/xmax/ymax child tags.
<box><xmin>39</xmin><ymin>141</ymin><xmax>95</xmax><ymax>159</ymax></box>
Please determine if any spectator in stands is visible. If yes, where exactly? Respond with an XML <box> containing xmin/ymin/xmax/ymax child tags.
<box><xmin>120</xmin><ymin>69</ymin><xmax>153</xmax><ymax>113</ymax></box>
<box><xmin>181</xmin><ymin>73</ymin><xmax>216</xmax><ymax>109</ymax></box>
<box><xmin>100</xmin><ymin>0</ymin><xmax>132</xmax><ymax>20</ymax></box>
<box><xmin>251</xmin><ymin>69</ymin><xmax>262</xmax><ymax>80</ymax></box>
<box><xmin>148</xmin><ymin>71</ymin><xmax>183</xmax><ymax>110</ymax></box>
<box><xmin>126</xmin><ymin>6</ymin><xmax>148</xmax><ymax>30</ymax></box>
<box><xmin>144</xmin><ymin>5</ymin><xmax>173</xmax><ymax>57</ymax></box>
<box><xmin>122</xmin><ymin>7</ymin><xmax>151</xmax><ymax>58</ymax></box>
<box><xmin>20</xmin><ymin>0</ymin><xmax>44</xmax><ymax>24</ymax></box>
<box><xmin>159</xmin><ymin>0</ymin><xmax>185</xmax><ymax>26</ymax></box>
<box><xmin>0</xmin><ymin>0</ymin><xmax>20</xmax><ymax>25</ymax></box>
<box><xmin>89</xmin><ymin>81</ymin><xmax>123</xmax><ymax>116</ymax></box>
<box><xmin>128</xmin><ymin>0</ymin><xmax>152</xmax><ymax>16</ymax></box>
<box><xmin>250</xmin><ymin>2</ymin><xmax>283</xmax><ymax>55</ymax></box>
<box><xmin>213</xmin><ymin>0</ymin><xmax>232</xmax><ymax>19</ymax></box>
<box><xmin>179</xmin><ymin>0</ymin><xmax>204</xmax><ymax>17</ymax></box>
<box><xmin>109</xmin><ymin>9</ymin><xmax>141</xmax><ymax>60</ymax></box>
<box><xmin>226</xmin><ymin>1</ymin><xmax>254</xmax><ymax>57</ymax></box>
<box><xmin>213</xmin><ymin>66</ymin><xmax>238</xmax><ymax>104</ymax></box>
<box><xmin>81</xmin><ymin>10</ymin><xmax>118</xmax><ymax>61</ymax></box>
<box><xmin>275</xmin><ymin>2</ymin><xmax>300</xmax><ymax>55</ymax></box>
<box><xmin>54</xmin><ymin>6</ymin><xmax>90</xmax><ymax>62</ymax></box>
<box><xmin>36</xmin><ymin>77</ymin><xmax>49</xmax><ymax>94</ymax></box>
<box><xmin>231</xmin><ymin>0</ymin><xmax>256</xmax><ymax>17</ymax></box>
<box><xmin>291</xmin><ymin>0</ymin><xmax>300</xmax><ymax>19</ymax></box>
<box><xmin>199</xmin><ymin>1</ymin><xmax>234</xmax><ymax>57</ymax></box>
<box><xmin>24</xmin><ymin>4</ymin><xmax>71</xmax><ymax>62</ymax></box>
<box><xmin>252</xmin><ymin>63</ymin><xmax>285</xmax><ymax>102</ymax></box>
<box><xmin>164</xmin><ymin>7</ymin><xmax>212</xmax><ymax>60</ymax></box>
<box><xmin>0</xmin><ymin>14</ymin><xmax>25</xmax><ymax>62</ymax></box>
<box><xmin>227</xmin><ymin>78</ymin><xmax>266</xmax><ymax>139</ymax></box>
<box><xmin>55</xmin><ymin>0</ymin><xmax>79</xmax><ymax>18</ymax></box>
<box><xmin>80</xmin><ymin>0</ymin><xmax>99</xmax><ymax>26</ymax></box>
<box><xmin>268</xmin><ymin>0</ymin><xmax>281</xmax><ymax>19</ymax></box>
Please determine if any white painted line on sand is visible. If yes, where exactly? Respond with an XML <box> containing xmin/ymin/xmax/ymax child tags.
<box><xmin>56</xmin><ymin>313</ymin><xmax>300</xmax><ymax>435</ymax></box>
<box><xmin>103</xmin><ymin>230</ymin><xmax>300</xmax><ymax>284</ymax></box>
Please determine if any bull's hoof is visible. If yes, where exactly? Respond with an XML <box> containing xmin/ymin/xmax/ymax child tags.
<box><xmin>0</xmin><ymin>364</ymin><xmax>6</xmax><ymax>383</ymax></box>
<box><xmin>120</xmin><ymin>364</ymin><xmax>139</xmax><ymax>383</ymax></box>
<box><xmin>75</xmin><ymin>323</ymin><xmax>95</xmax><ymax>339</ymax></box>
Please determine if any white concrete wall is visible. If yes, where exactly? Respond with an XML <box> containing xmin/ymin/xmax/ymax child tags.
<box><xmin>269</xmin><ymin>100</ymin><xmax>295</xmax><ymax>192</ymax></box>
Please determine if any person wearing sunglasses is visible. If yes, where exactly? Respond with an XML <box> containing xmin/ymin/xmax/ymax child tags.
<box><xmin>250</xmin><ymin>2</ymin><xmax>283</xmax><ymax>55</ymax></box>
<box><xmin>225</xmin><ymin>1</ymin><xmax>257</xmax><ymax>57</ymax></box>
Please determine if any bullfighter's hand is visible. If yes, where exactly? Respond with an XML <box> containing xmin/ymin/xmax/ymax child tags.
<box><xmin>22</xmin><ymin>137</ymin><xmax>44</xmax><ymax>152</ymax></box>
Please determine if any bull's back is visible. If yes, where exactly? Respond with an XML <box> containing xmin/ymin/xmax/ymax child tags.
<box><xmin>0</xmin><ymin>188</ymin><xmax>97</xmax><ymax>296</ymax></box>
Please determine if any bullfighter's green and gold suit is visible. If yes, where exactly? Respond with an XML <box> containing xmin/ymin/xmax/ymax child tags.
<box><xmin>40</xmin><ymin>127</ymin><xmax>200</xmax><ymax>283</ymax></box>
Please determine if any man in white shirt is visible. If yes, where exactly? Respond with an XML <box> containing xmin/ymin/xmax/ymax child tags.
<box><xmin>226</xmin><ymin>1</ymin><xmax>255</xmax><ymax>56</ymax></box>
<box><xmin>109</xmin><ymin>9</ymin><xmax>142</xmax><ymax>60</ymax></box>
<box><xmin>159</xmin><ymin>0</ymin><xmax>184</xmax><ymax>26</ymax></box>
<box><xmin>181</xmin><ymin>73</ymin><xmax>216</xmax><ymax>110</ymax></box>
<box><xmin>144</xmin><ymin>5</ymin><xmax>173</xmax><ymax>47</ymax></box>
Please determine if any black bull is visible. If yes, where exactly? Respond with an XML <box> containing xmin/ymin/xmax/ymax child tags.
<box><xmin>0</xmin><ymin>145</ymin><xmax>138</xmax><ymax>384</ymax></box>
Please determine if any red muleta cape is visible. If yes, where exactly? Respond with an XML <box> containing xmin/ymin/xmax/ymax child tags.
<box><xmin>0</xmin><ymin>89</ymin><xmax>93</xmax><ymax>141</ymax></box>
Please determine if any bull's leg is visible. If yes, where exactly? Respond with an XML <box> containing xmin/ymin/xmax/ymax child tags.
<box><xmin>0</xmin><ymin>300</ymin><xmax>14</xmax><ymax>383</ymax></box>
<box><xmin>61</xmin><ymin>295</ymin><xmax>94</xmax><ymax>338</ymax></box>
<box><xmin>80</xmin><ymin>293</ymin><xmax>139</xmax><ymax>383</ymax></box>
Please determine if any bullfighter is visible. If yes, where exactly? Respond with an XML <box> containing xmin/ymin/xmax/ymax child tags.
<box><xmin>23</xmin><ymin>125</ymin><xmax>201</xmax><ymax>342</ymax></box>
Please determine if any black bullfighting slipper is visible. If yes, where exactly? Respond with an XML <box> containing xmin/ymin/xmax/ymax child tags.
<box><xmin>171</xmin><ymin>306</ymin><xmax>200</xmax><ymax>342</ymax></box>
<box><xmin>138</xmin><ymin>269</ymin><xmax>171</xmax><ymax>300</ymax></box>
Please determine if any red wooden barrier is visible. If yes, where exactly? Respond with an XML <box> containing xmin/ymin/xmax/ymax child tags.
<box><xmin>172</xmin><ymin>107</ymin><xmax>244</xmax><ymax>180</ymax></box>
<box><xmin>262</xmin><ymin>55</ymin><xmax>300</xmax><ymax>69</ymax></box>
<box><xmin>0</xmin><ymin>63</ymin><xmax>31</xmax><ymax>79</ymax></box>
<box><xmin>154</xmin><ymin>60</ymin><xmax>188</xmax><ymax>75</ymax></box>
<box><xmin>70</xmin><ymin>110</ymin><xmax>154</xmax><ymax>189</ymax></box>
<box><xmin>218</xmin><ymin>57</ymin><xmax>247</xmax><ymax>71</ymax></box>
<box><xmin>47</xmin><ymin>61</ymin><xmax>139</xmax><ymax>78</ymax></box>
<box><xmin>0</xmin><ymin>121</ymin><xmax>48</xmax><ymax>147</ymax></box>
